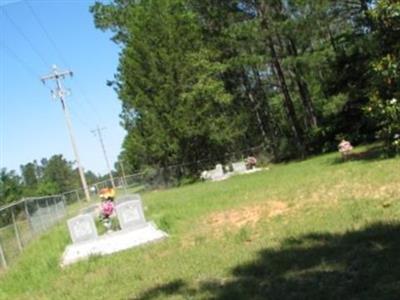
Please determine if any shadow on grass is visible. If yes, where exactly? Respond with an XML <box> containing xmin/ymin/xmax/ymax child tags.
<box><xmin>331</xmin><ymin>145</ymin><xmax>390</xmax><ymax>164</ymax></box>
<box><xmin>133</xmin><ymin>222</ymin><xmax>400</xmax><ymax>300</ymax></box>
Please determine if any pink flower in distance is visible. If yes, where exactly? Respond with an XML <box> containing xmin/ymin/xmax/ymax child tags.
<box><xmin>338</xmin><ymin>140</ymin><xmax>353</xmax><ymax>153</ymax></box>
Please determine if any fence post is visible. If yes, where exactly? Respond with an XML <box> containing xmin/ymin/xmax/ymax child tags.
<box><xmin>46</xmin><ymin>197</ymin><xmax>53</xmax><ymax>226</ymax></box>
<box><xmin>0</xmin><ymin>241</ymin><xmax>7</xmax><ymax>269</ymax></box>
<box><xmin>62</xmin><ymin>195</ymin><xmax>67</xmax><ymax>212</ymax></box>
<box><xmin>36</xmin><ymin>199</ymin><xmax>45</xmax><ymax>232</ymax></box>
<box><xmin>11</xmin><ymin>207</ymin><xmax>23</xmax><ymax>252</ymax></box>
<box><xmin>53</xmin><ymin>196</ymin><xmax>58</xmax><ymax>219</ymax></box>
<box><xmin>120</xmin><ymin>176</ymin><xmax>128</xmax><ymax>195</ymax></box>
<box><xmin>61</xmin><ymin>195</ymin><xmax>67</xmax><ymax>217</ymax></box>
<box><xmin>75</xmin><ymin>190</ymin><xmax>81</xmax><ymax>203</ymax></box>
<box><xmin>24</xmin><ymin>198</ymin><xmax>34</xmax><ymax>235</ymax></box>
<box><xmin>62</xmin><ymin>193</ymin><xmax>67</xmax><ymax>205</ymax></box>
<box><xmin>95</xmin><ymin>183</ymin><xmax>100</xmax><ymax>194</ymax></box>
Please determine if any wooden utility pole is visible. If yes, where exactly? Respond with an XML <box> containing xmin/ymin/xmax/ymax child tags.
<box><xmin>91</xmin><ymin>126</ymin><xmax>116</xmax><ymax>189</ymax></box>
<box><xmin>41</xmin><ymin>65</ymin><xmax>91</xmax><ymax>202</ymax></box>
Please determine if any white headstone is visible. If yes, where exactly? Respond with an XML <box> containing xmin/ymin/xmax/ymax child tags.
<box><xmin>67</xmin><ymin>214</ymin><xmax>98</xmax><ymax>244</ymax></box>
<box><xmin>215</xmin><ymin>164</ymin><xmax>224</xmax><ymax>173</ymax></box>
<box><xmin>211</xmin><ymin>164</ymin><xmax>224</xmax><ymax>180</ymax></box>
<box><xmin>116</xmin><ymin>200</ymin><xmax>146</xmax><ymax>230</ymax></box>
<box><xmin>232</xmin><ymin>161</ymin><xmax>247</xmax><ymax>173</ymax></box>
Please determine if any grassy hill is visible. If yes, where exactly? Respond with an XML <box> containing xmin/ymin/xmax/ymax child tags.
<box><xmin>1</xmin><ymin>146</ymin><xmax>399</xmax><ymax>300</ymax></box>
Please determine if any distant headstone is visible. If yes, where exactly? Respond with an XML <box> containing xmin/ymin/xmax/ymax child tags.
<box><xmin>116</xmin><ymin>199</ymin><xmax>146</xmax><ymax>230</ymax></box>
<box><xmin>232</xmin><ymin>161</ymin><xmax>247</xmax><ymax>173</ymax></box>
<box><xmin>215</xmin><ymin>164</ymin><xmax>224</xmax><ymax>174</ymax></box>
<box><xmin>67</xmin><ymin>214</ymin><xmax>98</xmax><ymax>244</ymax></box>
<box><xmin>211</xmin><ymin>164</ymin><xmax>224</xmax><ymax>180</ymax></box>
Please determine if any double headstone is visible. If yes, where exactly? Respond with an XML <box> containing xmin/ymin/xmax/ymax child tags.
<box><xmin>62</xmin><ymin>194</ymin><xmax>167</xmax><ymax>266</ymax></box>
<box><xmin>66</xmin><ymin>195</ymin><xmax>148</xmax><ymax>244</ymax></box>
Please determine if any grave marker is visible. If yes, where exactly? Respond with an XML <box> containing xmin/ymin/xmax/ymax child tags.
<box><xmin>211</xmin><ymin>164</ymin><xmax>225</xmax><ymax>180</ymax></box>
<box><xmin>116</xmin><ymin>200</ymin><xmax>146</xmax><ymax>230</ymax></box>
<box><xmin>62</xmin><ymin>195</ymin><xmax>168</xmax><ymax>266</ymax></box>
<box><xmin>67</xmin><ymin>214</ymin><xmax>98</xmax><ymax>243</ymax></box>
<box><xmin>232</xmin><ymin>161</ymin><xmax>247</xmax><ymax>173</ymax></box>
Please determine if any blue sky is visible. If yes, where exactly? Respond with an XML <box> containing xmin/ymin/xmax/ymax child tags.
<box><xmin>0</xmin><ymin>0</ymin><xmax>126</xmax><ymax>175</ymax></box>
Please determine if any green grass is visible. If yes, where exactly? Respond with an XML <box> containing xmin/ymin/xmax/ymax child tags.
<box><xmin>0</xmin><ymin>146</ymin><xmax>399</xmax><ymax>300</ymax></box>
<box><xmin>0</xmin><ymin>193</ymin><xmax>105</xmax><ymax>269</ymax></box>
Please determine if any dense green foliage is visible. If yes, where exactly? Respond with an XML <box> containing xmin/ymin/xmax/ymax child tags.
<box><xmin>0</xmin><ymin>155</ymin><xmax>98</xmax><ymax>207</ymax></box>
<box><xmin>91</xmin><ymin>0</ymin><xmax>399</xmax><ymax>173</ymax></box>
<box><xmin>1</xmin><ymin>147</ymin><xmax>399</xmax><ymax>299</ymax></box>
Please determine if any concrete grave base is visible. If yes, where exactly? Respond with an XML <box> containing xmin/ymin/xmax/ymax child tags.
<box><xmin>211</xmin><ymin>174</ymin><xmax>231</xmax><ymax>181</ymax></box>
<box><xmin>235</xmin><ymin>167</ymin><xmax>265</xmax><ymax>175</ymax></box>
<box><xmin>211</xmin><ymin>167</ymin><xmax>266</xmax><ymax>181</ymax></box>
<box><xmin>61</xmin><ymin>222</ymin><xmax>167</xmax><ymax>266</ymax></box>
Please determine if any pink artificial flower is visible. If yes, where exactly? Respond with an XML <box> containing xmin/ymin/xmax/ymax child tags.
<box><xmin>338</xmin><ymin>140</ymin><xmax>353</xmax><ymax>153</ymax></box>
<box><xmin>101</xmin><ymin>200</ymin><xmax>114</xmax><ymax>218</ymax></box>
<box><xmin>245</xmin><ymin>156</ymin><xmax>257</xmax><ymax>167</ymax></box>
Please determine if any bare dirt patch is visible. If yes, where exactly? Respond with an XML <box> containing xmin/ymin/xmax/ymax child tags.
<box><xmin>180</xmin><ymin>201</ymin><xmax>290</xmax><ymax>248</ymax></box>
<box><xmin>206</xmin><ymin>201</ymin><xmax>288</xmax><ymax>230</ymax></box>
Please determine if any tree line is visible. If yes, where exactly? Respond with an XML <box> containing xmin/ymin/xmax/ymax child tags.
<box><xmin>0</xmin><ymin>155</ymin><xmax>99</xmax><ymax>207</ymax></box>
<box><xmin>2</xmin><ymin>0</ymin><xmax>399</xmax><ymax>206</ymax></box>
<box><xmin>91</xmin><ymin>0</ymin><xmax>399</xmax><ymax>174</ymax></box>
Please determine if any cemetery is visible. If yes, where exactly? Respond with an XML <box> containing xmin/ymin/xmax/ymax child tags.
<box><xmin>1</xmin><ymin>1</ymin><xmax>399</xmax><ymax>299</ymax></box>
<box><xmin>1</xmin><ymin>147</ymin><xmax>399</xmax><ymax>300</ymax></box>
<box><xmin>201</xmin><ymin>158</ymin><xmax>264</xmax><ymax>182</ymax></box>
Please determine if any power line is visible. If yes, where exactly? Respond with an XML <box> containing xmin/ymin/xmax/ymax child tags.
<box><xmin>23</xmin><ymin>0</ymin><xmax>105</xmax><ymax>125</ymax></box>
<box><xmin>91</xmin><ymin>126</ymin><xmax>116</xmax><ymax>189</ymax></box>
<box><xmin>68</xmin><ymin>105</ymin><xmax>92</xmax><ymax>130</ymax></box>
<box><xmin>0</xmin><ymin>40</ymin><xmax>39</xmax><ymax>79</ymax></box>
<box><xmin>70</xmin><ymin>80</ymin><xmax>105</xmax><ymax>125</ymax></box>
<box><xmin>0</xmin><ymin>40</ymin><xmax>53</xmax><ymax>92</ymax></box>
<box><xmin>4</xmin><ymin>0</ymin><xmax>110</xmax><ymax>143</ymax></box>
<box><xmin>24</xmin><ymin>0</ymin><xmax>69</xmax><ymax>68</ymax></box>
<box><xmin>0</xmin><ymin>7</ymin><xmax>49</xmax><ymax>68</ymax></box>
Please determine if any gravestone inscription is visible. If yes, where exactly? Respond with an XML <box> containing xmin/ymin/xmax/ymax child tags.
<box><xmin>67</xmin><ymin>214</ymin><xmax>98</xmax><ymax>243</ymax></box>
<box><xmin>116</xmin><ymin>199</ymin><xmax>146</xmax><ymax>230</ymax></box>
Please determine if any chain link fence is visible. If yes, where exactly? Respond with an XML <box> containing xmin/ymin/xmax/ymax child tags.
<box><xmin>0</xmin><ymin>195</ymin><xmax>67</xmax><ymax>269</ymax></box>
<box><xmin>0</xmin><ymin>145</ymin><xmax>268</xmax><ymax>270</ymax></box>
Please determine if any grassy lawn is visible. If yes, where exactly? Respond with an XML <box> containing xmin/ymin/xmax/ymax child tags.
<box><xmin>0</xmin><ymin>147</ymin><xmax>399</xmax><ymax>300</ymax></box>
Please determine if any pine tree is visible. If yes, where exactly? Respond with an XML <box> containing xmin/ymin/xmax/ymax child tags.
<box><xmin>92</xmin><ymin>0</ymin><xmax>242</xmax><ymax>172</ymax></box>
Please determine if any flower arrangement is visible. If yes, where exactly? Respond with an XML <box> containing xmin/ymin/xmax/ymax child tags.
<box><xmin>101</xmin><ymin>200</ymin><xmax>114</xmax><ymax>218</ymax></box>
<box><xmin>99</xmin><ymin>200</ymin><xmax>114</xmax><ymax>232</ymax></box>
<box><xmin>245</xmin><ymin>156</ymin><xmax>257</xmax><ymax>169</ymax></box>
<box><xmin>338</xmin><ymin>139</ymin><xmax>353</xmax><ymax>159</ymax></box>
<box><xmin>99</xmin><ymin>187</ymin><xmax>115</xmax><ymax>200</ymax></box>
